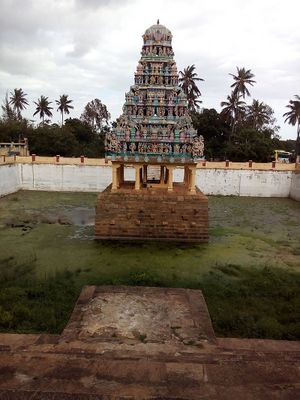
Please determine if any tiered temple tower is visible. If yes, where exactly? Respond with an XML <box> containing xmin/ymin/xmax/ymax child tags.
<box><xmin>95</xmin><ymin>22</ymin><xmax>208</xmax><ymax>242</ymax></box>
<box><xmin>105</xmin><ymin>20</ymin><xmax>204</xmax><ymax>192</ymax></box>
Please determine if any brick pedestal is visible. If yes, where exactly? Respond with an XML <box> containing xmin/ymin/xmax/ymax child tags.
<box><xmin>94</xmin><ymin>183</ymin><xmax>209</xmax><ymax>243</ymax></box>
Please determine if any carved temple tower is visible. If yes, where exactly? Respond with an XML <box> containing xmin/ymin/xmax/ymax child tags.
<box><xmin>95</xmin><ymin>22</ymin><xmax>209</xmax><ymax>242</ymax></box>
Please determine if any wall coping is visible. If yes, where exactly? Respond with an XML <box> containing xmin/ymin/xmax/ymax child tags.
<box><xmin>0</xmin><ymin>156</ymin><xmax>297</xmax><ymax>171</ymax></box>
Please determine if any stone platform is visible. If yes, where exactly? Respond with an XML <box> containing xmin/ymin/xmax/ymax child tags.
<box><xmin>0</xmin><ymin>285</ymin><xmax>299</xmax><ymax>399</ymax></box>
<box><xmin>94</xmin><ymin>183</ymin><xmax>209</xmax><ymax>242</ymax></box>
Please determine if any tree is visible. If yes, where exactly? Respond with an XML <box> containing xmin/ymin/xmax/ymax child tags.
<box><xmin>246</xmin><ymin>100</ymin><xmax>277</xmax><ymax>131</ymax></box>
<box><xmin>65</xmin><ymin>118</ymin><xmax>94</xmax><ymax>143</ymax></box>
<box><xmin>33</xmin><ymin>96</ymin><xmax>53</xmax><ymax>125</ymax></box>
<box><xmin>179</xmin><ymin>64</ymin><xmax>204</xmax><ymax>112</ymax></box>
<box><xmin>279</xmin><ymin>139</ymin><xmax>296</xmax><ymax>154</ymax></box>
<box><xmin>227</xmin><ymin>128</ymin><xmax>280</xmax><ymax>162</ymax></box>
<box><xmin>56</xmin><ymin>94</ymin><xmax>74</xmax><ymax>126</ymax></box>
<box><xmin>1</xmin><ymin>93</ymin><xmax>17</xmax><ymax>122</ymax></box>
<box><xmin>192</xmin><ymin>108</ymin><xmax>230</xmax><ymax>160</ymax></box>
<box><xmin>283</xmin><ymin>95</ymin><xmax>300</xmax><ymax>158</ymax></box>
<box><xmin>80</xmin><ymin>99</ymin><xmax>110</xmax><ymax>131</ymax></box>
<box><xmin>64</xmin><ymin>118</ymin><xmax>106</xmax><ymax>157</ymax></box>
<box><xmin>0</xmin><ymin>117</ymin><xmax>33</xmax><ymax>143</ymax></box>
<box><xmin>186</xmin><ymin>91</ymin><xmax>202</xmax><ymax>112</ymax></box>
<box><xmin>220</xmin><ymin>92</ymin><xmax>246</xmax><ymax>140</ymax></box>
<box><xmin>230</xmin><ymin>67</ymin><xmax>256</xmax><ymax>98</ymax></box>
<box><xmin>28</xmin><ymin>124</ymin><xmax>77</xmax><ymax>156</ymax></box>
<box><xmin>9</xmin><ymin>88</ymin><xmax>29</xmax><ymax>120</ymax></box>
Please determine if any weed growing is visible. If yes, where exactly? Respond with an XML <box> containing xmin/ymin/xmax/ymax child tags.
<box><xmin>0</xmin><ymin>191</ymin><xmax>299</xmax><ymax>339</ymax></box>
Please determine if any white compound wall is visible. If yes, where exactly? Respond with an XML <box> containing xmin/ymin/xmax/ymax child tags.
<box><xmin>196</xmin><ymin>169</ymin><xmax>293</xmax><ymax>197</ymax></box>
<box><xmin>19</xmin><ymin>164</ymin><xmax>112</xmax><ymax>192</ymax></box>
<box><xmin>0</xmin><ymin>163</ymin><xmax>299</xmax><ymax>200</ymax></box>
<box><xmin>0</xmin><ymin>164</ymin><xmax>20</xmax><ymax>197</ymax></box>
<box><xmin>290</xmin><ymin>172</ymin><xmax>300</xmax><ymax>201</ymax></box>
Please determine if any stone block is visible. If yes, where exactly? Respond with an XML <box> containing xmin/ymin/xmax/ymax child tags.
<box><xmin>95</xmin><ymin>184</ymin><xmax>209</xmax><ymax>243</ymax></box>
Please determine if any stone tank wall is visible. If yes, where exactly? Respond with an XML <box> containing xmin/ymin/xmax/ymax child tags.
<box><xmin>0</xmin><ymin>162</ymin><xmax>299</xmax><ymax>200</ymax></box>
<box><xmin>0</xmin><ymin>164</ymin><xmax>20</xmax><ymax>197</ymax></box>
<box><xmin>290</xmin><ymin>172</ymin><xmax>300</xmax><ymax>201</ymax></box>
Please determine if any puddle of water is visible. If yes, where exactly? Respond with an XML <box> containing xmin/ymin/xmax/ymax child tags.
<box><xmin>39</xmin><ymin>207</ymin><xmax>95</xmax><ymax>227</ymax></box>
<box><xmin>69</xmin><ymin>226</ymin><xmax>95</xmax><ymax>240</ymax></box>
<box><xmin>61</xmin><ymin>207</ymin><xmax>95</xmax><ymax>226</ymax></box>
<box><xmin>61</xmin><ymin>207</ymin><xmax>96</xmax><ymax>240</ymax></box>
<box><xmin>24</xmin><ymin>206</ymin><xmax>96</xmax><ymax>239</ymax></box>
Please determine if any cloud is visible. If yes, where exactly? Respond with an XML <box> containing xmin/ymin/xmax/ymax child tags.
<box><xmin>66</xmin><ymin>35</ymin><xmax>94</xmax><ymax>58</ymax></box>
<box><xmin>75</xmin><ymin>0</ymin><xmax>130</xmax><ymax>7</ymax></box>
<box><xmin>0</xmin><ymin>0</ymin><xmax>299</xmax><ymax>138</ymax></box>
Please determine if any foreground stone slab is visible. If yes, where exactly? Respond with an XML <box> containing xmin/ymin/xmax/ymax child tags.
<box><xmin>61</xmin><ymin>286</ymin><xmax>216</xmax><ymax>345</ymax></box>
<box><xmin>0</xmin><ymin>285</ymin><xmax>299</xmax><ymax>399</ymax></box>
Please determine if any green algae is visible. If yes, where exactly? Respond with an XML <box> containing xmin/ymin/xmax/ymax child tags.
<box><xmin>0</xmin><ymin>190</ymin><xmax>299</xmax><ymax>338</ymax></box>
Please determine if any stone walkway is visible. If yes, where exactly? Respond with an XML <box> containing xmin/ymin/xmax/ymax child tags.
<box><xmin>0</xmin><ymin>286</ymin><xmax>299</xmax><ymax>399</ymax></box>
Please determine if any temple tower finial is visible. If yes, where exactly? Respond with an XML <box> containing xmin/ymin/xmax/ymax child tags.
<box><xmin>157</xmin><ymin>18</ymin><xmax>159</xmax><ymax>24</ymax></box>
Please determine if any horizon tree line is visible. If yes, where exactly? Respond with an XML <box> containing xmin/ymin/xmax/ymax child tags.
<box><xmin>219</xmin><ymin>66</ymin><xmax>282</xmax><ymax>158</ymax></box>
<box><xmin>176</xmin><ymin>65</ymin><xmax>299</xmax><ymax>156</ymax></box>
<box><xmin>2</xmin><ymin>72</ymin><xmax>300</xmax><ymax>157</ymax></box>
<box><xmin>4</xmin><ymin>90</ymin><xmax>110</xmax><ymax>132</ymax></box>
<box><xmin>7</xmin><ymin>89</ymin><xmax>74</xmax><ymax>126</ymax></box>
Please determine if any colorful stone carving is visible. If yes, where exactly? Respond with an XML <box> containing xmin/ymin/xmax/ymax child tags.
<box><xmin>105</xmin><ymin>22</ymin><xmax>204</xmax><ymax>162</ymax></box>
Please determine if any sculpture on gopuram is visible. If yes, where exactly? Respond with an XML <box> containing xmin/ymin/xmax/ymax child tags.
<box><xmin>105</xmin><ymin>21</ymin><xmax>204</xmax><ymax>163</ymax></box>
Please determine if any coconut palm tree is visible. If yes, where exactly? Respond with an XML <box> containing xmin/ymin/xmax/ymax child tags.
<box><xmin>9</xmin><ymin>88</ymin><xmax>29</xmax><ymax>120</ymax></box>
<box><xmin>247</xmin><ymin>99</ymin><xmax>271</xmax><ymax>131</ymax></box>
<box><xmin>56</xmin><ymin>94</ymin><xmax>74</xmax><ymax>126</ymax></box>
<box><xmin>230</xmin><ymin>67</ymin><xmax>256</xmax><ymax>98</ymax></box>
<box><xmin>33</xmin><ymin>96</ymin><xmax>53</xmax><ymax>125</ymax></box>
<box><xmin>186</xmin><ymin>91</ymin><xmax>202</xmax><ymax>113</ymax></box>
<box><xmin>283</xmin><ymin>95</ymin><xmax>300</xmax><ymax>157</ymax></box>
<box><xmin>179</xmin><ymin>64</ymin><xmax>204</xmax><ymax>112</ymax></box>
<box><xmin>221</xmin><ymin>92</ymin><xmax>246</xmax><ymax>140</ymax></box>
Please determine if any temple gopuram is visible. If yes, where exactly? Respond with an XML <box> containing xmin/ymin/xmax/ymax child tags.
<box><xmin>95</xmin><ymin>21</ymin><xmax>208</xmax><ymax>242</ymax></box>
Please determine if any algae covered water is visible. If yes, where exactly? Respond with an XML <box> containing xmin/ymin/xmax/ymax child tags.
<box><xmin>0</xmin><ymin>191</ymin><xmax>299</xmax><ymax>339</ymax></box>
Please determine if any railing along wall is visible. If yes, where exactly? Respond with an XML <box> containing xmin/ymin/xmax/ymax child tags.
<box><xmin>0</xmin><ymin>155</ymin><xmax>297</xmax><ymax>171</ymax></box>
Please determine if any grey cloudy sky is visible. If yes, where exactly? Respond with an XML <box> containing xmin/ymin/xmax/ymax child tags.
<box><xmin>0</xmin><ymin>0</ymin><xmax>299</xmax><ymax>139</ymax></box>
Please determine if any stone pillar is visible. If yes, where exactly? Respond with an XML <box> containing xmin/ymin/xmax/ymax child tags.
<box><xmin>117</xmin><ymin>164</ymin><xmax>124</xmax><ymax>186</ymax></box>
<box><xmin>184</xmin><ymin>166</ymin><xmax>190</xmax><ymax>187</ymax></box>
<box><xmin>188</xmin><ymin>166</ymin><xmax>196</xmax><ymax>193</ymax></box>
<box><xmin>135</xmin><ymin>166</ymin><xmax>141</xmax><ymax>190</ymax></box>
<box><xmin>120</xmin><ymin>164</ymin><xmax>124</xmax><ymax>185</ymax></box>
<box><xmin>143</xmin><ymin>165</ymin><xmax>147</xmax><ymax>184</ymax></box>
<box><xmin>160</xmin><ymin>166</ymin><xmax>164</xmax><ymax>184</ymax></box>
<box><xmin>117</xmin><ymin>165</ymin><xmax>121</xmax><ymax>186</ymax></box>
<box><xmin>167</xmin><ymin>166</ymin><xmax>174</xmax><ymax>191</ymax></box>
<box><xmin>164</xmin><ymin>167</ymin><xmax>169</xmax><ymax>184</ymax></box>
<box><xmin>112</xmin><ymin>163</ymin><xmax>119</xmax><ymax>191</ymax></box>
